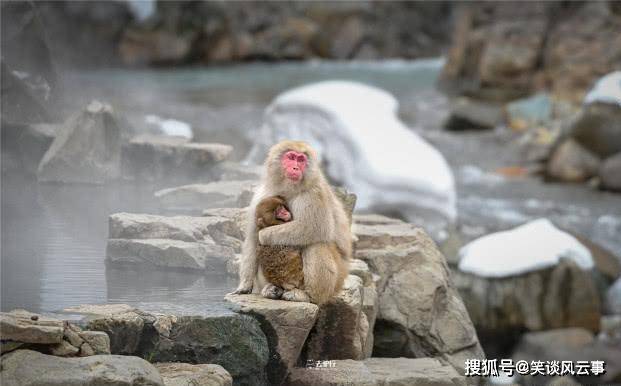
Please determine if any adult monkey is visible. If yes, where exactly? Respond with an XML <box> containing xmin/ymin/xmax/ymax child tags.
<box><xmin>230</xmin><ymin>140</ymin><xmax>352</xmax><ymax>304</ymax></box>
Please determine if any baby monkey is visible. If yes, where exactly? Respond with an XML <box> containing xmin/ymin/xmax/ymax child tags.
<box><xmin>255</xmin><ymin>196</ymin><xmax>304</xmax><ymax>299</ymax></box>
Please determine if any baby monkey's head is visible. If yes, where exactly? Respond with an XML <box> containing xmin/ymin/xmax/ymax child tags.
<box><xmin>256</xmin><ymin>195</ymin><xmax>292</xmax><ymax>229</ymax></box>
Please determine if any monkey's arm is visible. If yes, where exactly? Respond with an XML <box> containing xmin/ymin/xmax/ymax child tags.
<box><xmin>258</xmin><ymin>194</ymin><xmax>332</xmax><ymax>246</ymax></box>
<box><xmin>230</xmin><ymin>188</ymin><xmax>264</xmax><ymax>294</ymax></box>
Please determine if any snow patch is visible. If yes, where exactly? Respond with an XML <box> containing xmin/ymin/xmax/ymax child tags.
<box><xmin>248</xmin><ymin>80</ymin><xmax>456</xmax><ymax>221</ymax></box>
<box><xmin>145</xmin><ymin>115</ymin><xmax>193</xmax><ymax>139</ymax></box>
<box><xmin>584</xmin><ymin>71</ymin><xmax>621</xmax><ymax>107</ymax></box>
<box><xmin>458</xmin><ymin>218</ymin><xmax>593</xmax><ymax>278</ymax></box>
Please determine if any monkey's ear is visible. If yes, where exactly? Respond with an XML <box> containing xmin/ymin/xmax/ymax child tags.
<box><xmin>257</xmin><ymin>218</ymin><xmax>265</xmax><ymax>228</ymax></box>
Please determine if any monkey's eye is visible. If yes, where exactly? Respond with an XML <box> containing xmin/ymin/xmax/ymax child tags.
<box><xmin>297</xmin><ymin>154</ymin><xmax>307</xmax><ymax>163</ymax></box>
<box><xmin>287</xmin><ymin>152</ymin><xmax>296</xmax><ymax>161</ymax></box>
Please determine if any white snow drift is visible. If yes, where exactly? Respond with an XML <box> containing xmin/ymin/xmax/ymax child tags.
<box><xmin>458</xmin><ymin>218</ymin><xmax>594</xmax><ymax>278</ymax></box>
<box><xmin>584</xmin><ymin>71</ymin><xmax>621</xmax><ymax>107</ymax></box>
<box><xmin>247</xmin><ymin>80</ymin><xmax>456</xmax><ymax>221</ymax></box>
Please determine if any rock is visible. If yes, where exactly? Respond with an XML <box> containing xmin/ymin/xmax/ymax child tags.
<box><xmin>599</xmin><ymin>315</ymin><xmax>621</xmax><ymax>344</ymax></box>
<box><xmin>106</xmin><ymin>238</ymin><xmax>234</xmax><ymax>271</ymax></box>
<box><xmin>122</xmin><ymin>134</ymin><xmax>232</xmax><ymax>183</ymax></box>
<box><xmin>63</xmin><ymin>324</ymin><xmax>84</xmax><ymax>348</ymax></box>
<box><xmin>453</xmin><ymin>259</ymin><xmax>602</xmax><ymax>338</ymax></box>
<box><xmin>37</xmin><ymin>101</ymin><xmax>122</xmax><ymax>184</ymax></box>
<box><xmin>79</xmin><ymin>342</ymin><xmax>95</xmax><ymax>357</ymax></box>
<box><xmin>440</xmin><ymin>2</ymin><xmax>621</xmax><ymax>103</ymax></box>
<box><xmin>138</xmin><ymin>310</ymin><xmax>269</xmax><ymax>386</ymax></box>
<box><xmin>287</xmin><ymin>357</ymin><xmax>467</xmax><ymax>386</ymax></box>
<box><xmin>571</xmin><ymin>103</ymin><xmax>621</xmax><ymax>158</ymax></box>
<box><xmin>48</xmin><ymin>340</ymin><xmax>79</xmax><ymax>357</ymax></box>
<box><xmin>154</xmin><ymin>181</ymin><xmax>257</xmax><ymax>210</ymax></box>
<box><xmin>444</xmin><ymin>97</ymin><xmax>505</xmax><ymax>130</ymax></box>
<box><xmin>214</xmin><ymin>161</ymin><xmax>263</xmax><ymax>181</ymax></box>
<box><xmin>546</xmin><ymin>138</ymin><xmax>601</xmax><ymax>182</ymax></box>
<box><xmin>64</xmin><ymin>303</ymin><xmax>270</xmax><ymax>385</ymax></box>
<box><xmin>0</xmin><ymin>309</ymin><xmax>64</xmax><ymax>344</ymax></box>
<box><xmin>0</xmin><ymin>340</ymin><xmax>23</xmax><ymax>354</ymax></box>
<box><xmin>355</xmin><ymin>227</ymin><xmax>485</xmax><ymax>373</ymax></box>
<box><xmin>332</xmin><ymin>187</ymin><xmax>357</xmax><ymax>223</ymax></box>
<box><xmin>225</xmin><ymin>294</ymin><xmax>319</xmax><ymax>385</ymax></box>
<box><xmin>247</xmin><ymin>81</ymin><xmax>456</xmax><ymax>223</ymax></box>
<box><xmin>79</xmin><ymin>331</ymin><xmax>111</xmax><ymax>354</ymax></box>
<box><xmin>64</xmin><ymin>305</ymin><xmax>144</xmax><ymax>354</ymax></box>
<box><xmin>512</xmin><ymin>328</ymin><xmax>621</xmax><ymax>383</ymax></box>
<box><xmin>0</xmin><ymin>349</ymin><xmax>164</xmax><ymax>386</ymax></box>
<box><xmin>354</xmin><ymin>222</ymin><xmax>420</xmax><ymax>250</ymax></box>
<box><xmin>505</xmin><ymin>93</ymin><xmax>553</xmax><ymax>131</ymax></box>
<box><xmin>458</xmin><ymin>218</ymin><xmax>594</xmax><ymax>278</ymax></box>
<box><xmin>513</xmin><ymin>328</ymin><xmax>595</xmax><ymax>361</ymax></box>
<box><xmin>109</xmin><ymin>213</ymin><xmax>241</xmax><ymax>243</ymax></box>
<box><xmin>606</xmin><ymin>277</ymin><xmax>621</xmax><ymax>314</ymax></box>
<box><xmin>154</xmin><ymin>363</ymin><xmax>232</xmax><ymax>386</ymax></box>
<box><xmin>352</xmin><ymin>214</ymin><xmax>403</xmax><ymax>226</ymax></box>
<box><xmin>302</xmin><ymin>275</ymin><xmax>369</xmax><ymax>361</ymax></box>
<box><xmin>600</xmin><ymin>152</ymin><xmax>621</xmax><ymax>192</ymax></box>
<box><xmin>348</xmin><ymin>259</ymin><xmax>373</xmax><ymax>286</ymax></box>
<box><xmin>119</xmin><ymin>28</ymin><xmax>194</xmax><ymax>66</ymax></box>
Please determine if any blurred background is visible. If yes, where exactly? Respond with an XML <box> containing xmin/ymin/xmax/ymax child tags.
<box><xmin>1</xmin><ymin>0</ymin><xmax>621</xmax><ymax>380</ymax></box>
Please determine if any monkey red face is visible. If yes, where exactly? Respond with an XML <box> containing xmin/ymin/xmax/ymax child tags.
<box><xmin>275</xmin><ymin>205</ymin><xmax>292</xmax><ymax>222</ymax></box>
<box><xmin>281</xmin><ymin>150</ymin><xmax>307</xmax><ymax>182</ymax></box>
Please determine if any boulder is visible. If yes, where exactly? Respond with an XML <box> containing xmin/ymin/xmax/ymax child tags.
<box><xmin>154</xmin><ymin>181</ymin><xmax>257</xmax><ymax>210</ymax></box>
<box><xmin>354</xmin><ymin>222</ymin><xmax>421</xmax><ymax>250</ymax></box>
<box><xmin>119</xmin><ymin>28</ymin><xmax>195</xmax><ymax>66</ymax></box>
<box><xmin>225</xmin><ymin>294</ymin><xmax>319</xmax><ymax>385</ymax></box>
<box><xmin>287</xmin><ymin>357</ymin><xmax>467</xmax><ymax>386</ymax></box>
<box><xmin>106</xmin><ymin>238</ymin><xmax>234</xmax><ymax>271</ymax></box>
<box><xmin>154</xmin><ymin>363</ymin><xmax>232</xmax><ymax>386</ymax></box>
<box><xmin>444</xmin><ymin>97</ymin><xmax>505</xmax><ymax>130</ymax></box>
<box><xmin>606</xmin><ymin>277</ymin><xmax>621</xmax><ymax>315</ymax></box>
<box><xmin>37</xmin><ymin>101</ymin><xmax>122</xmax><ymax>184</ymax></box>
<box><xmin>547</xmin><ymin>139</ymin><xmax>601</xmax><ymax>182</ymax></box>
<box><xmin>600</xmin><ymin>152</ymin><xmax>621</xmax><ymax>192</ymax></box>
<box><xmin>0</xmin><ymin>309</ymin><xmax>64</xmax><ymax>344</ymax></box>
<box><xmin>355</xmin><ymin>226</ymin><xmax>484</xmax><ymax>373</ymax></box>
<box><xmin>453</xmin><ymin>259</ymin><xmax>601</xmax><ymax>337</ymax></box>
<box><xmin>66</xmin><ymin>305</ymin><xmax>145</xmax><ymax>354</ymax></box>
<box><xmin>122</xmin><ymin>134</ymin><xmax>232</xmax><ymax>183</ymax></box>
<box><xmin>64</xmin><ymin>303</ymin><xmax>270</xmax><ymax>386</ymax></box>
<box><xmin>107</xmin><ymin>212</ymin><xmax>242</xmax><ymax>268</ymax></box>
<box><xmin>79</xmin><ymin>331</ymin><xmax>111</xmax><ymax>355</ymax></box>
<box><xmin>571</xmin><ymin>103</ymin><xmax>621</xmax><ymax>159</ymax></box>
<box><xmin>247</xmin><ymin>81</ymin><xmax>456</xmax><ymax>223</ymax></box>
<box><xmin>512</xmin><ymin>328</ymin><xmax>621</xmax><ymax>383</ymax></box>
<box><xmin>440</xmin><ymin>2</ymin><xmax>621</xmax><ymax>103</ymax></box>
<box><xmin>302</xmin><ymin>275</ymin><xmax>370</xmax><ymax>362</ymax></box>
<box><xmin>0</xmin><ymin>349</ymin><xmax>164</xmax><ymax>386</ymax></box>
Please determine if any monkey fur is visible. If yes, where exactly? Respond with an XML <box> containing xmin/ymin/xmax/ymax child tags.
<box><xmin>255</xmin><ymin>195</ymin><xmax>305</xmax><ymax>293</ymax></box>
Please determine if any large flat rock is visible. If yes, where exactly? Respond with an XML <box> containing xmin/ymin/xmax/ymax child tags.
<box><xmin>122</xmin><ymin>134</ymin><xmax>232</xmax><ymax>182</ymax></box>
<box><xmin>0</xmin><ymin>349</ymin><xmax>164</xmax><ymax>386</ymax></box>
<box><xmin>155</xmin><ymin>181</ymin><xmax>257</xmax><ymax>210</ymax></box>
<box><xmin>0</xmin><ymin>309</ymin><xmax>64</xmax><ymax>344</ymax></box>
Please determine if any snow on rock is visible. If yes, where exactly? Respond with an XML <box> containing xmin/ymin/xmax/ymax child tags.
<box><xmin>584</xmin><ymin>71</ymin><xmax>621</xmax><ymax>107</ymax></box>
<box><xmin>247</xmin><ymin>81</ymin><xmax>456</xmax><ymax>221</ymax></box>
<box><xmin>458</xmin><ymin>218</ymin><xmax>594</xmax><ymax>278</ymax></box>
<box><xmin>145</xmin><ymin>114</ymin><xmax>193</xmax><ymax>139</ymax></box>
